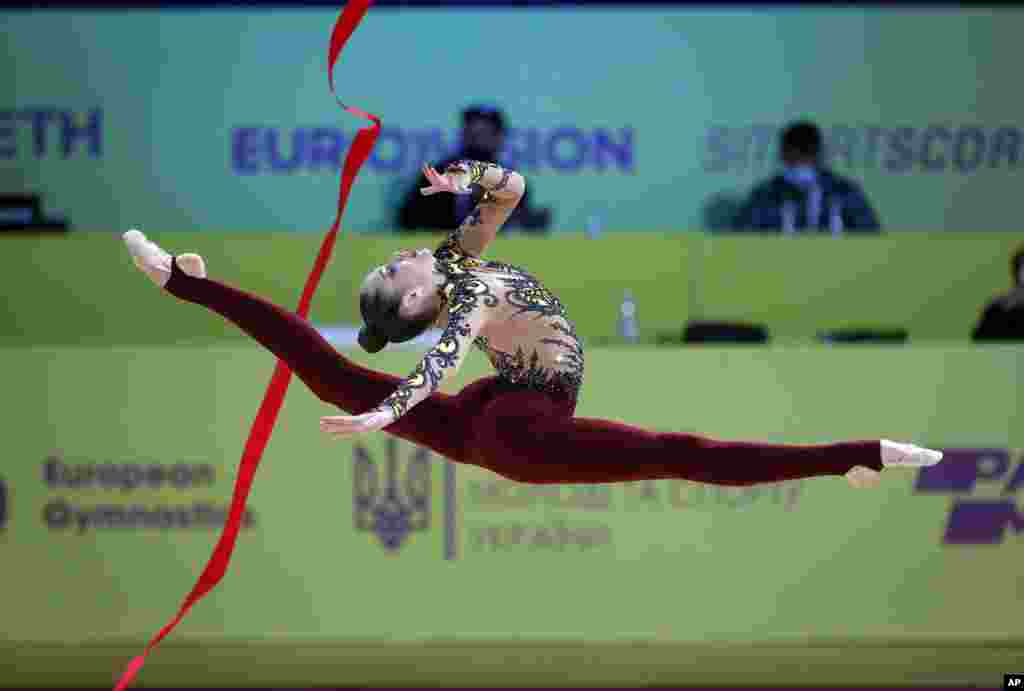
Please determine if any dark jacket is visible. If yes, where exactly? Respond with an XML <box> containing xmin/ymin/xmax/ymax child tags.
<box><xmin>734</xmin><ymin>168</ymin><xmax>881</xmax><ymax>233</ymax></box>
<box><xmin>973</xmin><ymin>296</ymin><xmax>1024</xmax><ymax>341</ymax></box>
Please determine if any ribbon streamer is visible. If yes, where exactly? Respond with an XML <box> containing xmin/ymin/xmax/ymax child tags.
<box><xmin>114</xmin><ymin>3</ymin><xmax>379</xmax><ymax>688</ymax></box>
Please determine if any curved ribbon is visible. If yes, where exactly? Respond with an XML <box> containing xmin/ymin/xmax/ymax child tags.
<box><xmin>113</xmin><ymin>3</ymin><xmax>379</xmax><ymax>688</ymax></box>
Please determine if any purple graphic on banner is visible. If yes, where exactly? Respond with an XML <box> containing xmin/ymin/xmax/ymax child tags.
<box><xmin>232</xmin><ymin>125</ymin><xmax>635</xmax><ymax>175</ymax></box>
<box><xmin>943</xmin><ymin>500</ymin><xmax>1024</xmax><ymax>545</ymax></box>
<box><xmin>915</xmin><ymin>448</ymin><xmax>1013</xmax><ymax>493</ymax></box>
<box><xmin>914</xmin><ymin>448</ymin><xmax>1022</xmax><ymax>545</ymax></box>
<box><xmin>0</xmin><ymin>476</ymin><xmax>7</xmax><ymax>531</ymax></box>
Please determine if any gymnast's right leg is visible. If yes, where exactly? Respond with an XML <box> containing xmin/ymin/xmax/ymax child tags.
<box><xmin>122</xmin><ymin>230</ymin><xmax>478</xmax><ymax>462</ymax></box>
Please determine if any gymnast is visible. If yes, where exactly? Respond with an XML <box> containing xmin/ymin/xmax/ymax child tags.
<box><xmin>123</xmin><ymin>160</ymin><xmax>941</xmax><ymax>489</ymax></box>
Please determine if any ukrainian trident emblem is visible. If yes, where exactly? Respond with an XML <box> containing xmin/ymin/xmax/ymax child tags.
<box><xmin>353</xmin><ymin>437</ymin><xmax>432</xmax><ymax>552</ymax></box>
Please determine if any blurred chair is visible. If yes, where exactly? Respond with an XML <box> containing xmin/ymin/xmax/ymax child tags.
<box><xmin>817</xmin><ymin>327</ymin><xmax>908</xmax><ymax>344</ymax></box>
<box><xmin>682</xmin><ymin>320</ymin><xmax>770</xmax><ymax>344</ymax></box>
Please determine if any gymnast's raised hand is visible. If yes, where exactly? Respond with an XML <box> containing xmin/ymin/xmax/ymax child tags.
<box><xmin>419</xmin><ymin>162</ymin><xmax>473</xmax><ymax>195</ymax></box>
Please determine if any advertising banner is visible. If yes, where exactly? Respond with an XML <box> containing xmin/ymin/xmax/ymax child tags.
<box><xmin>2</xmin><ymin>345</ymin><xmax>1020</xmax><ymax>645</ymax></box>
<box><xmin>3</xmin><ymin>9</ymin><xmax>1023</xmax><ymax>232</ymax></box>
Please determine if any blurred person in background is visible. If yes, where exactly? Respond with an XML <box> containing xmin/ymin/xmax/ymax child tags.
<box><xmin>396</xmin><ymin>104</ymin><xmax>551</xmax><ymax>234</ymax></box>
<box><xmin>734</xmin><ymin>121</ymin><xmax>881</xmax><ymax>234</ymax></box>
<box><xmin>972</xmin><ymin>244</ymin><xmax>1024</xmax><ymax>341</ymax></box>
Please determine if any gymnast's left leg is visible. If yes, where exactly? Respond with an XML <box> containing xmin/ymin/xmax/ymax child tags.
<box><xmin>121</xmin><ymin>229</ymin><xmax>491</xmax><ymax>463</ymax></box>
<box><xmin>467</xmin><ymin>389</ymin><xmax>941</xmax><ymax>487</ymax></box>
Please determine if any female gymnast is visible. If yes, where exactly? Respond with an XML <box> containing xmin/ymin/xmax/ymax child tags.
<box><xmin>123</xmin><ymin>160</ymin><xmax>941</xmax><ymax>489</ymax></box>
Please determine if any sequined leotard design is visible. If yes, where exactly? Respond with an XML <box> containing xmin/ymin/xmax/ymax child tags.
<box><xmin>376</xmin><ymin>229</ymin><xmax>585</xmax><ymax>420</ymax></box>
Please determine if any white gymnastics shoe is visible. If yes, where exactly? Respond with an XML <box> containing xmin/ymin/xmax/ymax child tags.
<box><xmin>880</xmin><ymin>440</ymin><xmax>943</xmax><ymax>468</ymax></box>
<box><xmin>123</xmin><ymin>229</ymin><xmax>205</xmax><ymax>287</ymax></box>
<box><xmin>846</xmin><ymin>441</ymin><xmax>943</xmax><ymax>489</ymax></box>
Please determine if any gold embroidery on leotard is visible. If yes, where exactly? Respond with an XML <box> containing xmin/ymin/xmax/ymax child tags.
<box><xmin>434</xmin><ymin>241</ymin><xmax>585</xmax><ymax>401</ymax></box>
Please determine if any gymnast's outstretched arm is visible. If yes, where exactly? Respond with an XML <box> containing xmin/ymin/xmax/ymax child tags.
<box><xmin>319</xmin><ymin>285</ymin><xmax>488</xmax><ymax>437</ymax></box>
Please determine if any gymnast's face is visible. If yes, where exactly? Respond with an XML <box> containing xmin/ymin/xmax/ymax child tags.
<box><xmin>360</xmin><ymin>248</ymin><xmax>438</xmax><ymax>318</ymax></box>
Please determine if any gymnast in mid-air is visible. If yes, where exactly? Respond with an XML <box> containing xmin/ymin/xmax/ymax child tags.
<box><xmin>123</xmin><ymin>160</ymin><xmax>941</xmax><ymax>489</ymax></box>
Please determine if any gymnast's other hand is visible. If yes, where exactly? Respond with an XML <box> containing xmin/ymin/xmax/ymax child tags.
<box><xmin>320</xmin><ymin>410</ymin><xmax>395</xmax><ymax>438</ymax></box>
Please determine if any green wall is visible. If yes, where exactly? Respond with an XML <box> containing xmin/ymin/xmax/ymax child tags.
<box><xmin>2</xmin><ymin>231</ymin><xmax>1017</xmax><ymax>346</ymax></box>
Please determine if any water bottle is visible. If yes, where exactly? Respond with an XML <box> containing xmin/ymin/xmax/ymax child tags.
<box><xmin>618</xmin><ymin>290</ymin><xmax>639</xmax><ymax>344</ymax></box>
<box><xmin>584</xmin><ymin>200</ymin><xmax>607</xmax><ymax>239</ymax></box>
<box><xmin>781</xmin><ymin>201</ymin><xmax>797</xmax><ymax>235</ymax></box>
<box><xmin>829</xmin><ymin>199</ymin><xmax>845</xmax><ymax>237</ymax></box>
<box><xmin>585</xmin><ymin>208</ymin><xmax>604</xmax><ymax>239</ymax></box>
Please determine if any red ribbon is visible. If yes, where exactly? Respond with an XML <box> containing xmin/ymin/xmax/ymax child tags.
<box><xmin>113</xmin><ymin>3</ymin><xmax>379</xmax><ymax>689</ymax></box>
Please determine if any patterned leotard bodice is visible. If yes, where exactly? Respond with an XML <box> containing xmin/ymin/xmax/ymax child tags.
<box><xmin>374</xmin><ymin>234</ymin><xmax>586</xmax><ymax>422</ymax></box>
<box><xmin>434</xmin><ymin>235</ymin><xmax>585</xmax><ymax>401</ymax></box>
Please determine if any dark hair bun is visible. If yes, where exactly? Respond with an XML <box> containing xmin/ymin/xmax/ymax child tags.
<box><xmin>358</xmin><ymin>325</ymin><xmax>388</xmax><ymax>353</ymax></box>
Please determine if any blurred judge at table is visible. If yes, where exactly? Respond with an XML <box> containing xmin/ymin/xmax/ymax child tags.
<box><xmin>973</xmin><ymin>244</ymin><xmax>1024</xmax><ymax>342</ymax></box>
<box><xmin>734</xmin><ymin>121</ymin><xmax>881</xmax><ymax>235</ymax></box>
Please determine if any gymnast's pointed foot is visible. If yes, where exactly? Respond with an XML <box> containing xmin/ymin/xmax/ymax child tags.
<box><xmin>123</xmin><ymin>229</ymin><xmax>206</xmax><ymax>287</ymax></box>
<box><xmin>846</xmin><ymin>440</ymin><xmax>943</xmax><ymax>489</ymax></box>
<box><xmin>880</xmin><ymin>439</ymin><xmax>943</xmax><ymax>468</ymax></box>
